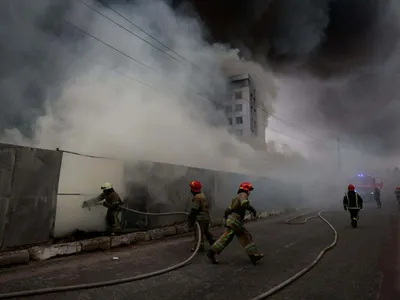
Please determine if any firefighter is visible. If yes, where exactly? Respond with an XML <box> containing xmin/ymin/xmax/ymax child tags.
<box><xmin>83</xmin><ymin>182</ymin><xmax>124</xmax><ymax>235</ymax></box>
<box><xmin>395</xmin><ymin>187</ymin><xmax>400</xmax><ymax>204</ymax></box>
<box><xmin>188</xmin><ymin>180</ymin><xmax>215</xmax><ymax>252</ymax></box>
<box><xmin>374</xmin><ymin>186</ymin><xmax>381</xmax><ymax>208</ymax></box>
<box><xmin>343</xmin><ymin>184</ymin><xmax>363</xmax><ymax>228</ymax></box>
<box><xmin>207</xmin><ymin>182</ymin><xmax>264</xmax><ymax>265</ymax></box>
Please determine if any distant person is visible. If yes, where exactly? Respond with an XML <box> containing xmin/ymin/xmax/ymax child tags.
<box><xmin>374</xmin><ymin>186</ymin><xmax>381</xmax><ymax>208</ymax></box>
<box><xmin>395</xmin><ymin>187</ymin><xmax>400</xmax><ymax>204</ymax></box>
<box><xmin>207</xmin><ymin>182</ymin><xmax>264</xmax><ymax>265</ymax></box>
<box><xmin>343</xmin><ymin>184</ymin><xmax>363</xmax><ymax>228</ymax></box>
<box><xmin>187</xmin><ymin>180</ymin><xmax>215</xmax><ymax>252</ymax></box>
<box><xmin>82</xmin><ymin>182</ymin><xmax>124</xmax><ymax>235</ymax></box>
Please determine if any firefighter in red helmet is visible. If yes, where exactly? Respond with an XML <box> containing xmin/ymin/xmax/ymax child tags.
<box><xmin>188</xmin><ymin>180</ymin><xmax>215</xmax><ymax>252</ymax></box>
<box><xmin>343</xmin><ymin>184</ymin><xmax>363</xmax><ymax>228</ymax></box>
<box><xmin>207</xmin><ymin>182</ymin><xmax>264</xmax><ymax>265</ymax></box>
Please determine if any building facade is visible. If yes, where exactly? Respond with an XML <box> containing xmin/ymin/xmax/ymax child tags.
<box><xmin>225</xmin><ymin>74</ymin><xmax>267</xmax><ymax>142</ymax></box>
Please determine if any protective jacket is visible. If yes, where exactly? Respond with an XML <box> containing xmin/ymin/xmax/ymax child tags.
<box><xmin>343</xmin><ymin>191</ymin><xmax>363</xmax><ymax>210</ymax></box>
<box><xmin>99</xmin><ymin>189</ymin><xmax>123</xmax><ymax>209</ymax></box>
<box><xmin>374</xmin><ymin>187</ymin><xmax>381</xmax><ymax>200</ymax></box>
<box><xmin>224</xmin><ymin>192</ymin><xmax>257</xmax><ymax>232</ymax></box>
<box><xmin>188</xmin><ymin>192</ymin><xmax>210</xmax><ymax>226</ymax></box>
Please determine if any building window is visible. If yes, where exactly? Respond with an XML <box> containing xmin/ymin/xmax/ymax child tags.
<box><xmin>236</xmin><ymin>129</ymin><xmax>243</xmax><ymax>136</ymax></box>
<box><xmin>228</xmin><ymin>118</ymin><xmax>232</xmax><ymax>125</ymax></box>
<box><xmin>234</xmin><ymin>91</ymin><xmax>242</xmax><ymax>99</ymax></box>
<box><xmin>235</xmin><ymin>104</ymin><xmax>242</xmax><ymax>112</ymax></box>
<box><xmin>225</xmin><ymin>105</ymin><xmax>232</xmax><ymax>113</ymax></box>
<box><xmin>236</xmin><ymin>116</ymin><xmax>243</xmax><ymax>124</ymax></box>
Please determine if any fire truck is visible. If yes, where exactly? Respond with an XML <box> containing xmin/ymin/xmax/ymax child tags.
<box><xmin>350</xmin><ymin>174</ymin><xmax>378</xmax><ymax>202</ymax></box>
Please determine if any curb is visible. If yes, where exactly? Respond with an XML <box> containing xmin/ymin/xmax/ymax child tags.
<box><xmin>0</xmin><ymin>250</ymin><xmax>30</xmax><ymax>267</ymax></box>
<box><xmin>0</xmin><ymin>208</ymin><xmax>304</xmax><ymax>267</ymax></box>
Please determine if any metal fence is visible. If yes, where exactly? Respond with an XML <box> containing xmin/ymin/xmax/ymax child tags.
<box><xmin>0</xmin><ymin>143</ymin><xmax>62</xmax><ymax>250</ymax></box>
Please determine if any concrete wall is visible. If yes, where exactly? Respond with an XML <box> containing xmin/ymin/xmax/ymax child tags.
<box><xmin>0</xmin><ymin>144</ymin><xmax>305</xmax><ymax>246</ymax></box>
<box><xmin>0</xmin><ymin>143</ymin><xmax>62</xmax><ymax>250</ymax></box>
<box><xmin>54</xmin><ymin>156</ymin><xmax>304</xmax><ymax>235</ymax></box>
<box><xmin>122</xmin><ymin>161</ymin><xmax>218</xmax><ymax>230</ymax></box>
<box><xmin>121</xmin><ymin>161</ymin><xmax>304</xmax><ymax>230</ymax></box>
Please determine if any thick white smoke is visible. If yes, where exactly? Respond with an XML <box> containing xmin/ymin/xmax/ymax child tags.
<box><xmin>1</xmin><ymin>0</ymin><xmax>280</xmax><ymax>175</ymax></box>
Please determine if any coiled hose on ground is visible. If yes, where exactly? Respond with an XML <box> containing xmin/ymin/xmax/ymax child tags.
<box><xmin>0</xmin><ymin>210</ymin><xmax>337</xmax><ymax>299</ymax></box>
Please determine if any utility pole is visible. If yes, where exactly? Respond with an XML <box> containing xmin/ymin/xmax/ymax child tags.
<box><xmin>337</xmin><ymin>138</ymin><xmax>342</xmax><ymax>175</ymax></box>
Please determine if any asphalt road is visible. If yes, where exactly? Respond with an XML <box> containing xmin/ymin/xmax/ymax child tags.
<box><xmin>0</xmin><ymin>199</ymin><xmax>399</xmax><ymax>300</ymax></box>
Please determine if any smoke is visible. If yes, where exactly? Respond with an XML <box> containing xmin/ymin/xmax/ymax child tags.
<box><xmin>0</xmin><ymin>0</ymin><xmax>90</xmax><ymax>136</ymax></box>
<box><xmin>182</xmin><ymin>0</ymin><xmax>400</xmax><ymax>171</ymax></box>
<box><xmin>2</xmin><ymin>0</ymin><xmax>303</xmax><ymax>236</ymax></box>
<box><xmin>2</xmin><ymin>0</ymin><xmax>362</xmax><ymax>238</ymax></box>
<box><xmin>0</xmin><ymin>0</ymin><xmax>281</xmax><ymax>175</ymax></box>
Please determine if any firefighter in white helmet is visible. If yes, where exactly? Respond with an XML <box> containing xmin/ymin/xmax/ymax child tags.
<box><xmin>100</xmin><ymin>182</ymin><xmax>123</xmax><ymax>234</ymax></box>
<box><xmin>83</xmin><ymin>182</ymin><xmax>124</xmax><ymax>235</ymax></box>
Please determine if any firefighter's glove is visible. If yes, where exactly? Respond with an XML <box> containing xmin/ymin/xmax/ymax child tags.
<box><xmin>224</xmin><ymin>208</ymin><xmax>231</xmax><ymax>219</ymax></box>
<box><xmin>82</xmin><ymin>201</ymin><xmax>89</xmax><ymax>208</ymax></box>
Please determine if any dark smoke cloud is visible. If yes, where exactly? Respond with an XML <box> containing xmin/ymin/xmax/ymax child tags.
<box><xmin>0</xmin><ymin>0</ymin><xmax>92</xmax><ymax>136</ymax></box>
<box><xmin>175</xmin><ymin>0</ymin><xmax>400</xmax><ymax>155</ymax></box>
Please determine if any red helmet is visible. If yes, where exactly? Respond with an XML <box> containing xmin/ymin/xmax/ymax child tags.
<box><xmin>189</xmin><ymin>180</ymin><xmax>202</xmax><ymax>192</ymax></box>
<box><xmin>239</xmin><ymin>182</ymin><xmax>254</xmax><ymax>193</ymax></box>
<box><xmin>348</xmin><ymin>184</ymin><xmax>355</xmax><ymax>191</ymax></box>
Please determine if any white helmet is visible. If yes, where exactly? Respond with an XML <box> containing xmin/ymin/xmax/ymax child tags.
<box><xmin>101</xmin><ymin>182</ymin><xmax>113</xmax><ymax>191</ymax></box>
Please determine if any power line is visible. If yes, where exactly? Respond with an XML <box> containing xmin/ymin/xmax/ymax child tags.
<box><xmin>268</xmin><ymin>113</ymin><xmax>325</xmax><ymax>142</ymax></box>
<box><xmin>76</xmin><ymin>1</ymin><xmax>334</xmax><ymax>145</ymax></box>
<box><xmin>268</xmin><ymin>127</ymin><xmax>330</xmax><ymax>148</ymax></box>
<box><xmin>76</xmin><ymin>0</ymin><xmax>186</xmax><ymax>66</ymax></box>
<box><xmin>96</xmin><ymin>0</ymin><xmax>204</xmax><ymax>72</ymax></box>
<box><xmin>58</xmin><ymin>25</ymin><xmax>233</xmax><ymax>128</ymax></box>
<box><xmin>63</xmin><ymin>14</ymin><xmax>340</xmax><ymax>148</ymax></box>
<box><xmin>63</xmin><ymin>19</ymin><xmax>212</xmax><ymax>103</ymax></box>
<box><xmin>69</xmin><ymin>43</ymin><xmax>333</xmax><ymax>150</ymax></box>
<box><xmin>231</xmin><ymin>76</ymin><xmax>329</xmax><ymax>144</ymax></box>
<box><xmin>64</xmin><ymin>20</ymin><xmax>159</xmax><ymax>73</ymax></box>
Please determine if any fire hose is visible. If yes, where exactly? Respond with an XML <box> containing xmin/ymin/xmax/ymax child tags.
<box><xmin>0</xmin><ymin>208</ymin><xmax>202</xmax><ymax>299</ymax></box>
<box><xmin>250</xmin><ymin>210</ymin><xmax>338</xmax><ymax>300</ymax></box>
<box><xmin>0</xmin><ymin>210</ymin><xmax>337</xmax><ymax>299</ymax></box>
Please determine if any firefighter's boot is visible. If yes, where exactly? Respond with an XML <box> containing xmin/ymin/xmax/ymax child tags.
<box><xmin>249</xmin><ymin>253</ymin><xmax>264</xmax><ymax>265</ymax></box>
<box><xmin>206</xmin><ymin>250</ymin><xmax>219</xmax><ymax>264</ymax></box>
<box><xmin>351</xmin><ymin>218</ymin><xmax>358</xmax><ymax>228</ymax></box>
